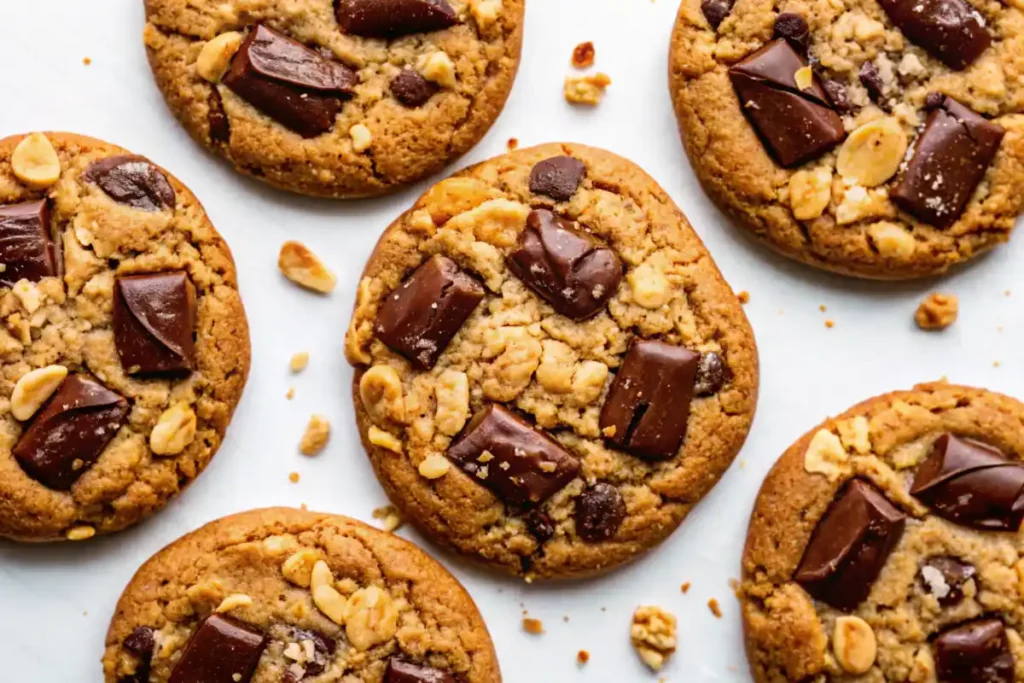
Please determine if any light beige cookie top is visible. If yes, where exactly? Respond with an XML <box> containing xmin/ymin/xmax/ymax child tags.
<box><xmin>102</xmin><ymin>507</ymin><xmax>500</xmax><ymax>683</ymax></box>
<box><xmin>669</xmin><ymin>0</ymin><xmax>1024</xmax><ymax>278</ymax></box>
<box><xmin>143</xmin><ymin>0</ymin><xmax>524</xmax><ymax>198</ymax></box>
<box><xmin>0</xmin><ymin>132</ymin><xmax>249</xmax><ymax>542</ymax></box>
<box><xmin>741</xmin><ymin>383</ymin><xmax>1024</xmax><ymax>682</ymax></box>
<box><xmin>345</xmin><ymin>143</ymin><xmax>758</xmax><ymax>579</ymax></box>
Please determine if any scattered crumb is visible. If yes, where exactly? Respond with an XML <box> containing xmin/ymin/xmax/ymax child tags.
<box><xmin>739</xmin><ymin>459</ymin><xmax>747</xmax><ymax>469</ymax></box>
<box><xmin>998</xmin><ymin>325</ymin><xmax>1004</xmax><ymax>332</ymax></box>
<box><xmin>728</xmin><ymin>578</ymin><xmax>741</xmax><ymax>592</ymax></box>
<box><xmin>708</xmin><ymin>598</ymin><xmax>722</xmax><ymax>618</ymax></box>
<box><xmin>994</xmin><ymin>360</ymin><xmax>1002</xmax><ymax>367</ymax></box>
<box><xmin>631</xmin><ymin>606</ymin><xmax>677</xmax><ymax>672</ymax></box>
<box><xmin>572</xmin><ymin>41</ymin><xmax>596</xmax><ymax>69</ymax></box>
<box><xmin>289</xmin><ymin>351</ymin><xmax>310</xmax><ymax>373</ymax></box>
<box><xmin>601</xmin><ymin>607</ymin><xmax>607</xmax><ymax>612</ymax></box>
<box><xmin>289</xmin><ymin>472</ymin><xmax>300</xmax><ymax>483</ymax></box>
<box><xmin>563</xmin><ymin>615</ymin><xmax>570</xmax><ymax>622</ymax></box>
<box><xmin>372</xmin><ymin>505</ymin><xmax>403</xmax><ymax>532</ymax></box>
<box><xmin>737</xmin><ymin>290</ymin><xmax>750</xmax><ymax>304</ymax></box>
<box><xmin>825</xmin><ymin>320</ymin><xmax>835</xmax><ymax>328</ymax></box>
<box><xmin>300</xmin><ymin>502</ymin><xmax>308</xmax><ymax>510</ymax></box>
<box><xmin>819</xmin><ymin>304</ymin><xmax>826</xmax><ymax>312</ymax></box>
<box><xmin>286</xmin><ymin>387</ymin><xmax>295</xmax><ymax>400</ymax></box>
<box><xmin>778</xmin><ymin>308</ymin><xmax>784</xmax><ymax>315</ymax></box>
<box><xmin>564</xmin><ymin>73</ymin><xmax>611</xmax><ymax>105</ymax></box>
<box><xmin>523</xmin><ymin>618</ymin><xmax>544</xmax><ymax>635</ymax></box>
<box><xmin>1005</xmin><ymin>289</ymin><xmax>1012</xmax><ymax>296</ymax></box>
<box><xmin>83</xmin><ymin>57</ymin><xmax>92</xmax><ymax>66</ymax></box>
<box><xmin>506</xmin><ymin>137</ymin><xmax>519</xmax><ymax>151</ymax></box>
<box><xmin>915</xmin><ymin>292</ymin><xmax>959</xmax><ymax>330</ymax></box>
<box><xmin>299</xmin><ymin>415</ymin><xmax>331</xmax><ymax>455</ymax></box>
<box><xmin>577</xmin><ymin>650</ymin><xmax>590</xmax><ymax>665</ymax></box>
<box><xmin>681</xmin><ymin>582</ymin><xmax>691</xmax><ymax>594</ymax></box>
<box><xmin>83</xmin><ymin>611</ymin><xmax>88</xmax><ymax>616</ymax></box>
<box><xmin>278</xmin><ymin>241</ymin><xmax>337</xmax><ymax>293</ymax></box>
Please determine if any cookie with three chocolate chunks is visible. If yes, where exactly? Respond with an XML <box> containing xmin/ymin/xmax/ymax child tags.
<box><xmin>528</xmin><ymin>155</ymin><xmax>587</xmax><ymax>201</ymax></box>
<box><xmin>935</xmin><ymin>619</ymin><xmax>1014</xmax><ymax>683</ymax></box>
<box><xmin>0</xmin><ymin>199</ymin><xmax>60</xmax><ymax>287</ymax></box>
<box><xmin>113</xmin><ymin>272</ymin><xmax>197</xmax><ymax>375</ymax></box>
<box><xmin>83</xmin><ymin>156</ymin><xmax>176</xmax><ymax>212</ymax></box>
<box><xmin>168</xmin><ymin>614</ymin><xmax>267</xmax><ymax>683</ymax></box>
<box><xmin>386</xmin><ymin>658</ymin><xmax>457</xmax><ymax>683</ymax></box>
<box><xmin>877</xmin><ymin>0</ymin><xmax>990</xmax><ymax>70</ymax></box>
<box><xmin>335</xmin><ymin>0</ymin><xmax>459</xmax><ymax>38</ymax></box>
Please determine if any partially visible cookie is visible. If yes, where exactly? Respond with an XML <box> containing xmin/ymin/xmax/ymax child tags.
<box><xmin>741</xmin><ymin>383</ymin><xmax>1024</xmax><ymax>682</ymax></box>
<box><xmin>102</xmin><ymin>508</ymin><xmax>500</xmax><ymax>683</ymax></box>
<box><xmin>144</xmin><ymin>0</ymin><xmax>524</xmax><ymax>197</ymax></box>
<box><xmin>345</xmin><ymin>143</ymin><xmax>758</xmax><ymax>579</ymax></box>
<box><xmin>0</xmin><ymin>132</ymin><xmax>249</xmax><ymax>542</ymax></box>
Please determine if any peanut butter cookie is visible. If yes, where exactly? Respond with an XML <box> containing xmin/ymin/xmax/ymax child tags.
<box><xmin>741</xmin><ymin>382</ymin><xmax>1024</xmax><ymax>682</ymax></box>
<box><xmin>143</xmin><ymin>0</ymin><xmax>524</xmax><ymax>198</ymax></box>
<box><xmin>344</xmin><ymin>143</ymin><xmax>759</xmax><ymax>579</ymax></box>
<box><xmin>0</xmin><ymin>132</ymin><xmax>249</xmax><ymax>542</ymax></box>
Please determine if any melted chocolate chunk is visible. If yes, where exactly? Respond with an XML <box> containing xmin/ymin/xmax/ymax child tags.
<box><xmin>820</xmin><ymin>78</ymin><xmax>857</xmax><ymax>114</ymax></box>
<box><xmin>385</xmin><ymin>658</ymin><xmax>456</xmax><ymax>683</ymax></box>
<box><xmin>0</xmin><ymin>199</ymin><xmax>59</xmax><ymax>287</ymax></box>
<box><xmin>223</xmin><ymin>25</ymin><xmax>356</xmax><ymax>138</ymax></box>
<box><xmin>891</xmin><ymin>96</ymin><xmax>1004</xmax><ymax>228</ymax></box>
<box><xmin>284</xmin><ymin>627</ymin><xmax>336</xmax><ymax>679</ymax></box>
<box><xmin>694</xmin><ymin>351</ymin><xmax>726</xmax><ymax>396</ymax></box>
<box><xmin>506</xmin><ymin>209</ymin><xmax>621</xmax><ymax>321</ymax></box>
<box><xmin>375</xmin><ymin>255</ymin><xmax>484</xmax><ymax>370</ymax></box>
<box><xmin>729</xmin><ymin>39</ymin><xmax>846</xmax><ymax>167</ymax></box>
<box><xmin>119</xmin><ymin>626</ymin><xmax>156</xmax><ymax>683</ymax></box>
<box><xmin>701</xmin><ymin>0</ymin><xmax>735</xmax><ymax>28</ymax></box>
<box><xmin>575</xmin><ymin>483</ymin><xmax>626</xmax><ymax>542</ymax></box>
<box><xmin>794</xmin><ymin>479</ymin><xmax>906</xmax><ymax>610</ymax></box>
<box><xmin>909</xmin><ymin>434</ymin><xmax>1024</xmax><ymax>530</ymax></box>
<box><xmin>935</xmin><ymin>619</ymin><xmax>1014</xmax><ymax>683</ymax></box>
<box><xmin>208</xmin><ymin>89</ymin><xmax>231</xmax><ymax>145</ymax></box>
<box><xmin>168</xmin><ymin>614</ymin><xmax>267</xmax><ymax>683</ymax></box>
<box><xmin>13</xmin><ymin>375</ymin><xmax>130</xmax><ymax>490</ymax></box>
<box><xmin>920</xmin><ymin>556</ymin><xmax>976</xmax><ymax>606</ymax></box>
<box><xmin>525</xmin><ymin>509</ymin><xmax>555</xmax><ymax>544</ymax></box>
<box><xmin>528</xmin><ymin>155</ymin><xmax>587</xmax><ymax>201</ymax></box>
<box><xmin>335</xmin><ymin>0</ymin><xmax>459</xmax><ymax>38</ymax></box>
<box><xmin>877</xmin><ymin>0</ymin><xmax>990</xmax><ymax>70</ymax></box>
<box><xmin>859</xmin><ymin>61</ymin><xmax>886</xmax><ymax>107</ymax></box>
<box><xmin>599</xmin><ymin>340</ymin><xmax>700</xmax><ymax>461</ymax></box>
<box><xmin>447</xmin><ymin>404</ymin><xmax>580</xmax><ymax>506</ymax></box>
<box><xmin>113</xmin><ymin>272</ymin><xmax>197</xmax><ymax>376</ymax></box>
<box><xmin>83</xmin><ymin>156</ymin><xmax>175</xmax><ymax>212</ymax></box>
<box><xmin>925</xmin><ymin>91</ymin><xmax>946</xmax><ymax>110</ymax></box>
<box><xmin>391</xmin><ymin>68</ymin><xmax>438</xmax><ymax>107</ymax></box>
<box><xmin>773</xmin><ymin>13</ymin><xmax>810</xmax><ymax>54</ymax></box>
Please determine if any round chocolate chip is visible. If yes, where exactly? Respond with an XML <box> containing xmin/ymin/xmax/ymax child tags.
<box><xmin>773</xmin><ymin>13</ymin><xmax>810</xmax><ymax>54</ymax></box>
<box><xmin>575</xmin><ymin>483</ymin><xmax>625</xmax><ymax>542</ymax></box>
<box><xmin>391</xmin><ymin>68</ymin><xmax>438</xmax><ymax>108</ymax></box>
<box><xmin>694</xmin><ymin>352</ymin><xmax>727</xmax><ymax>396</ymax></box>
<box><xmin>123</xmin><ymin>626</ymin><xmax>155</xmax><ymax>655</ymax></box>
<box><xmin>701</xmin><ymin>0</ymin><xmax>734</xmax><ymax>29</ymax></box>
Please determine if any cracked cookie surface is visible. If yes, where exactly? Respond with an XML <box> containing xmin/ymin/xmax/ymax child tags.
<box><xmin>0</xmin><ymin>132</ymin><xmax>249</xmax><ymax>542</ymax></box>
<box><xmin>143</xmin><ymin>0</ymin><xmax>524</xmax><ymax>198</ymax></box>
<box><xmin>741</xmin><ymin>382</ymin><xmax>1024</xmax><ymax>682</ymax></box>
<box><xmin>344</xmin><ymin>143</ymin><xmax>758</xmax><ymax>579</ymax></box>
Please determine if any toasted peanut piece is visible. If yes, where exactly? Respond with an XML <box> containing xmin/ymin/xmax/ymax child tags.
<box><xmin>368</xmin><ymin>426</ymin><xmax>403</xmax><ymax>454</ymax></box>
<box><xmin>65</xmin><ymin>525</ymin><xmax>96</xmax><ymax>541</ymax></box>
<box><xmin>290</xmin><ymin>351</ymin><xmax>309</xmax><ymax>373</ymax></box>
<box><xmin>564</xmin><ymin>73</ymin><xmax>611</xmax><ymax>106</ymax></box>
<box><xmin>435</xmin><ymin>370</ymin><xmax>470</xmax><ymax>436</ymax></box>
<box><xmin>833</xmin><ymin>616</ymin><xmax>877</xmax><ymax>674</ymax></box>
<box><xmin>282</xmin><ymin>549</ymin><xmax>321</xmax><ymax>587</ymax></box>
<box><xmin>300</xmin><ymin>415</ymin><xmax>331</xmax><ymax>456</ymax></box>
<box><xmin>343</xmin><ymin>586</ymin><xmax>399</xmax><ymax>651</ymax></box>
<box><xmin>915</xmin><ymin>293</ymin><xmax>958</xmax><ymax>331</ymax></box>
<box><xmin>350</xmin><ymin>124</ymin><xmax>373</xmax><ymax>152</ymax></box>
<box><xmin>794</xmin><ymin>66</ymin><xmax>814</xmax><ymax>90</ymax></box>
<box><xmin>418</xmin><ymin>453</ymin><xmax>450</xmax><ymax>479</ymax></box>
<box><xmin>419</xmin><ymin>51</ymin><xmax>457</xmax><ymax>88</ymax></box>
<box><xmin>837</xmin><ymin>415</ymin><xmax>871</xmax><ymax>454</ymax></box>
<box><xmin>789</xmin><ymin>167</ymin><xmax>833</xmax><ymax>220</ymax></box>
<box><xmin>310</xmin><ymin>560</ymin><xmax>334</xmax><ymax>591</ymax></box>
<box><xmin>13</xmin><ymin>279</ymin><xmax>42</xmax><ymax>314</ymax></box>
<box><xmin>150</xmin><ymin>403</ymin><xmax>198</xmax><ymax>456</ymax></box>
<box><xmin>215</xmin><ymin>594</ymin><xmax>253</xmax><ymax>613</ymax></box>
<box><xmin>313</xmin><ymin>584</ymin><xmax>348</xmax><ymax>625</ymax></box>
<box><xmin>628</xmin><ymin>261</ymin><xmax>670</xmax><ymax>309</ymax></box>
<box><xmin>470</xmin><ymin>0</ymin><xmax>502</xmax><ymax>29</ymax></box>
<box><xmin>803</xmin><ymin>428</ymin><xmax>850</xmax><ymax>481</ymax></box>
<box><xmin>12</xmin><ymin>133</ymin><xmax>61</xmax><ymax>189</ymax></box>
<box><xmin>279</xmin><ymin>241</ymin><xmax>337</xmax><ymax>294</ymax></box>
<box><xmin>836</xmin><ymin>118</ymin><xmax>907</xmax><ymax>187</ymax></box>
<box><xmin>868</xmin><ymin>222</ymin><xmax>916</xmax><ymax>258</ymax></box>
<box><xmin>359</xmin><ymin>365</ymin><xmax>405</xmax><ymax>424</ymax></box>
<box><xmin>835</xmin><ymin>185</ymin><xmax>892</xmax><ymax>225</ymax></box>
<box><xmin>197</xmin><ymin>32</ymin><xmax>243</xmax><ymax>83</ymax></box>
<box><xmin>11</xmin><ymin>364</ymin><xmax>67</xmax><ymax>421</ymax></box>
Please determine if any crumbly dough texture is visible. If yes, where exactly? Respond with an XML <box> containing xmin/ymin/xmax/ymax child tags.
<box><xmin>0</xmin><ymin>132</ymin><xmax>249</xmax><ymax>541</ymax></box>
<box><xmin>102</xmin><ymin>507</ymin><xmax>500</xmax><ymax>682</ymax></box>
<box><xmin>741</xmin><ymin>383</ymin><xmax>1024</xmax><ymax>682</ymax></box>
<box><xmin>669</xmin><ymin>0</ymin><xmax>1024</xmax><ymax>278</ymax></box>
<box><xmin>345</xmin><ymin>143</ymin><xmax>759</xmax><ymax>579</ymax></box>
<box><xmin>143</xmin><ymin>0</ymin><xmax>524</xmax><ymax>198</ymax></box>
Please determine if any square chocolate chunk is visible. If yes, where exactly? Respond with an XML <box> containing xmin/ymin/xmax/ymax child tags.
<box><xmin>877</xmin><ymin>0</ymin><xmax>990</xmax><ymax>70</ymax></box>
<box><xmin>0</xmin><ymin>199</ymin><xmax>60</xmax><ymax>287</ymax></box>
<box><xmin>113</xmin><ymin>272</ymin><xmax>197</xmax><ymax>375</ymax></box>
<box><xmin>935</xmin><ymin>619</ymin><xmax>1014</xmax><ymax>683</ymax></box>
<box><xmin>168</xmin><ymin>614</ymin><xmax>267</xmax><ymax>683</ymax></box>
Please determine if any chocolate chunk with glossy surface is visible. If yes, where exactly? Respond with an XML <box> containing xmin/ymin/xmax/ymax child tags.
<box><xmin>528</xmin><ymin>156</ymin><xmax>587</xmax><ymax>201</ymax></box>
<box><xmin>694</xmin><ymin>351</ymin><xmax>726</xmax><ymax>396</ymax></box>
<box><xmin>114</xmin><ymin>272</ymin><xmax>197</xmax><ymax>375</ymax></box>
<box><xmin>910</xmin><ymin>434</ymin><xmax>1024</xmax><ymax>530</ymax></box>
<box><xmin>794</xmin><ymin>479</ymin><xmax>906</xmax><ymax>610</ymax></box>
<box><xmin>168</xmin><ymin>614</ymin><xmax>267</xmax><ymax>683</ymax></box>
<box><xmin>575</xmin><ymin>483</ymin><xmax>626</xmax><ymax>542</ymax></box>
<box><xmin>773</xmin><ymin>13</ymin><xmax>810</xmax><ymax>54</ymax></box>
<box><xmin>891</xmin><ymin>97</ymin><xmax>1004</xmax><ymax>228</ymax></box>
<box><xmin>701</xmin><ymin>0</ymin><xmax>735</xmax><ymax>28</ymax></box>
<box><xmin>223</xmin><ymin>25</ymin><xmax>356</xmax><ymax>138</ymax></box>
<box><xmin>13</xmin><ymin>375</ymin><xmax>130</xmax><ymax>490</ymax></box>
<box><xmin>506</xmin><ymin>209</ymin><xmax>621</xmax><ymax>320</ymax></box>
<box><xmin>0</xmin><ymin>199</ymin><xmax>59</xmax><ymax>287</ymax></box>
<box><xmin>877</xmin><ymin>0</ymin><xmax>990</xmax><ymax>70</ymax></box>
<box><xmin>83</xmin><ymin>156</ymin><xmax>175</xmax><ymax>212</ymax></box>
<box><xmin>391</xmin><ymin>69</ymin><xmax>438</xmax><ymax>107</ymax></box>
<box><xmin>935</xmin><ymin>619</ymin><xmax>1014</xmax><ymax>683</ymax></box>
<box><xmin>729</xmin><ymin>39</ymin><xmax>846</xmax><ymax>167</ymax></box>
<box><xmin>920</xmin><ymin>556</ymin><xmax>976</xmax><ymax>606</ymax></box>
<box><xmin>447</xmin><ymin>404</ymin><xmax>580</xmax><ymax>506</ymax></box>
<box><xmin>375</xmin><ymin>255</ymin><xmax>484</xmax><ymax>369</ymax></box>
<box><xmin>599</xmin><ymin>340</ymin><xmax>700</xmax><ymax>460</ymax></box>
<box><xmin>335</xmin><ymin>0</ymin><xmax>459</xmax><ymax>38</ymax></box>
<box><xmin>385</xmin><ymin>658</ymin><xmax>456</xmax><ymax>683</ymax></box>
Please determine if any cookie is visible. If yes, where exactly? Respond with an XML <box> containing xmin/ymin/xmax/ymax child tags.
<box><xmin>0</xmin><ymin>132</ymin><xmax>249</xmax><ymax>542</ymax></box>
<box><xmin>741</xmin><ymin>382</ymin><xmax>1024</xmax><ymax>682</ymax></box>
<box><xmin>143</xmin><ymin>0</ymin><xmax>524</xmax><ymax>198</ymax></box>
<box><xmin>102</xmin><ymin>507</ymin><xmax>500</xmax><ymax>683</ymax></box>
<box><xmin>669</xmin><ymin>0</ymin><xmax>1024</xmax><ymax>278</ymax></box>
<box><xmin>344</xmin><ymin>143</ymin><xmax>758</xmax><ymax>579</ymax></box>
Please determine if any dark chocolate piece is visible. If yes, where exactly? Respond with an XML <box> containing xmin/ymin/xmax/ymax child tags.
<box><xmin>113</xmin><ymin>272</ymin><xmax>197</xmax><ymax>376</ymax></box>
<box><xmin>208</xmin><ymin>90</ymin><xmax>231</xmax><ymax>144</ymax></box>
<box><xmin>375</xmin><ymin>255</ymin><xmax>484</xmax><ymax>369</ymax></box>
<box><xmin>223</xmin><ymin>25</ymin><xmax>356</xmax><ymax>138</ymax></box>
<box><xmin>13</xmin><ymin>375</ymin><xmax>130</xmax><ymax>490</ymax></box>
<box><xmin>119</xmin><ymin>626</ymin><xmax>156</xmax><ymax>683</ymax></box>
<box><xmin>575</xmin><ymin>483</ymin><xmax>626</xmax><ymax>542</ymax></box>
<box><xmin>701</xmin><ymin>0</ymin><xmax>735</xmax><ymax>28</ymax></box>
<box><xmin>0</xmin><ymin>199</ymin><xmax>59</xmax><ymax>287</ymax></box>
<box><xmin>168</xmin><ymin>614</ymin><xmax>267</xmax><ymax>683</ymax></box>
<box><xmin>820</xmin><ymin>77</ymin><xmax>857</xmax><ymax>114</ymax></box>
<box><xmin>794</xmin><ymin>479</ymin><xmax>906</xmax><ymax>610</ymax></box>
<box><xmin>877</xmin><ymin>0</ymin><xmax>990</xmax><ymax>70</ymax></box>
<box><xmin>909</xmin><ymin>434</ymin><xmax>1024</xmax><ymax>530</ymax></box>
<box><xmin>925</xmin><ymin>91</ymin><xmax>946</xmax><ymax>110</ymax></box>
<box><xmin>447</xmin><ymin>404</ymin><xmax>580</xmax><ymax>506</ymax></box>
<box><xmin>729</xmin><ymin>39</ymin><xmax>846</xmax><ymax>167</ymax></box>
<box><xmin>283</xmin><ymin>627</ymin><xmax>336</xmax><ymax>680</ymax></box>
<box><xmin>599</xmin><ymin>340</ymin><xmax>700</xmax><ymax>460</ymax></box>
<box><xmin>773</xmin><ymin>13</ymin><xmax>810</xmax><ymax>54</ymax></box>
<box><xmin>391</xmin><ymin>68</ymin><xmax>438</xmax><ymax>107</ymax></box>
<box><xmin>83</xmin><ymin>156</ymin><xmax>175</xmax><ymax>212</ymax></box>
<box><xmin>694</xmin><ymin>351</ymin><xmax>726</xmax><ymax>396</ymax></box>
<box><xmin>335</xmin><ymin>0</ymin><xmax>459</xmax><ymax>38</ymax></box>
<box><xmin>859</xmin><ymin>61</ymin><xmax>886</xmax><ymax>106</ymax></box>
<box><xmin>525</xmin><ymin>509</ymin><xmax>555</xmax><ymax>544</ymax></box>
<box><xmin>506</xmin><ymin>209</ymin><xmax>621</xmax><ymax>321</ymax></box>
<box><xmin>891</xmin><ymin>97</ymin><xmax>1004</xmax><ymax>228</ymax></box>
<box><xmin>934</xmin><ymin>619</ymin><xmax>1014</xmax><ymax>683</ymax></box>
<box><xmin>528</xmin><ymin>156</ymin><xmax>587</xmax><ymax>201</ymax></box>
<box><xmin>385</xmin><ymin>658</ymin><xmax>456</xmax><ymax>683</ymax></box>
<box><xmin>920</xmin><ymin>556</ymin><xmax>976</xmax><ymax>606</ymax></box>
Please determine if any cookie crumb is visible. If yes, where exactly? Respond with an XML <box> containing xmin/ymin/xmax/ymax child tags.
<box><xmin>915</xmin><ymin>292</ymin><xmax>958</xmax><ymax>330</ymax></box>
<box><xmin>708</xmin><ymin>598</ymin><xmax>722</xmax><ymax>618</ymax></box>
<box><xmin>507</xmin><ymin>137</ymin><xmax>519</xmax><ymax>151</ymax></box>
<box><xmin>279</xmin><ymin>241</ymin><xmax>337</xmax><ymax>294</ymax></box>
<box><xmin>819</xmin><ymin>304</ymin><xmax>827</xmax><ymax>312</ymax></box>
<box><xmin>289</xmin><ymin>351</ymin><xmax>310</xmax><ymax>373</ymax></box>
<box><xmin>994</xmin><ymin>360</ymin><xmax>1002</xmax><ymax>367</ymax></box>
<box><xmin>1005</xmin><ymin>289</ymin><xmax>1012</xmax><ymax>296</ymax></box>
<box><xmin>371</xmin><ymin>504</ymin><xmax>403</xmax><ymax>532</ymax></box>
<box><xmin>523</xmin><ymin>617</ymin><xmax>544</xmax><ymax>634</ymax></box>
<box><xmin>825</xmin><ymin>319</ymin><xmax>835</xmax><ymax>328</ymax></box>
<box><xmin>737</xmin><ymin>290</ymin><xmax>750</xmax><ymax>304</ymax></box>
<box><xmin>563</xmin><ymin>615</ymin><xmax>570</xmax><ymax>622</ymax></box>
<box><xmin>577</xmin><ymin>649</ymin><xmax>590</xmax><ymax>665</ymax></box>
<box><xmin>286</xmin><ymin>387</ymin><xmax>295</xmax><ymax>400</ymax></box>
<box><xmin>289</xmin><ymin>472</ymin><xmax>300</xmax><ymax>483</ymax></box>
<box><xmin>300</xmin><ymin>503</ymin><xmax>308</xmax><ymax>511</ymax></box>
<box><xmin>681</xmin><ymin>582</ymin><xmax>691</xmax><ymax>594</ymax></box>
<box><xmin>572</xmin><ymin>41</ymin><xmax>596</xmax><ymax>69</ymax></box>
<box><xmin>83</xmin><ymin>57</ymin><xmax>92</xmax><ymax>66</ymax></box>
<box><xmin>564</xmin><ymin>73</ymin><xmax>611</xmax><ymax>106</ymax></box>
<box><xmin>299</xmin><ymin>415</ymin><xmax>331</xmax><ymax>455</ymax></box>
<box><xmin>631</xmin><ymin>606</ymin><xmax>677</xmax><ymax>671</ymax></box>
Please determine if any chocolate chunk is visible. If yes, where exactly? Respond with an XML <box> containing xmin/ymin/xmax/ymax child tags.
<box><xmin>0</xmin><ymin>199</ymin><xmax>59</xmax><ymax>287</ymax></box>
<box><xmin>820</xmin><ymin>78</ymin><xmax>857</xmax><ymax>114</ymax></box>
<box><xmin>208</xmin><ymin>89</ymin><xmax>231</xmax><ymax>144</ymax></box>
<box><xmin>859</xmin><ymin>61</ymin><xmax>886</xmax><ymax>106</ymax></box>
<box><xmin>694</xmin><ymin>351</ymin><xmax>726</xmax><ymax>396</ymax></box>
<box><xmin>525</xmin><ymin>509</ymin><xmax>555</xmax><ymax>544</ymax></box>
<box><xmin>285</xmin><ymin>627</ymin><xmax>336</xmax><ymax>679</ymax></box>
<box><xmin>13</xmin><ymin>374</ymin><xmax>129</xmax><ymax>490</ymax></box>
<box><xmin>375</xmin><ymin>255</ymin><xmax>484</xmax><ymax>369</ymax></box>
<box><xmin>935</xmin><ymin>619</ymin><xmax>1014</xmax><ymax>683</ymax></box>
<box><xmin>924</xmin><ymin>91</ymin><xmax>946</xmax><ymax>110</ymax></box>
<box><xmin>385</xmin><ymin>658</ymin><xmax>456</xmax><ymax>683</ymax></box>
<box><xmin>599</xmin><ymin>340</ymin><xmax>700</xmax><ymax>461</ymax></box>
<box><xmin>223</xmin><ymin>25</ymin><xmax>356</xmax><ymax>138</ymax></box>
<box><xmin>575</xmin><ymin>483</ymin><xmax>626</xmax><ymax>542</ymax></box>
<box><xmin>506</xmin><ymin>209</ymin><xmax>621</xmax><ymax>321</ymax></box>
<box><xmin>114</xmin><ymin>272</ymin><xmax>197</xmax><ymax>376</ymax></box>
<box><xmin>891</xmin><ymin>97</ymin><xmax>1004</xmax><ymax>228</ymax></box>
<box><xmin>877</xmin><ymin>0</ymin><xmax>990</xmax><ymax>70</ymax></box>
<box><xmin>447</xmin><ymin>404</ymin><xmax>580</xmax><ymax>506</ymax></box>
<box><xmin>920</xmin><ymin>556</ymin><xmax>976</xmax><ymax>606</ymax></box>
<box><xmin>794</xmin><ymin>479</ymin><xmax>906</xmax><ymax>610</ymax></box>
<box><xmin>909</xmin><ymin>434</ymin><xmax>1024</xmax><ymax>530</ymax></box>
<box><xmin>701</xmin><ymin>0</ymin><xmax>735</xmax><ymax>28</ymax></box>
<box><xmin>773</xmin><ymin>13</ymin><xmax>810</xmax><ymax>54</ymax></box>
<box><xmin>83</xmin><ymin>156</ymin><xmax>175</xmax><ymax>212</ymax></box>
<box><xmin>729</xmin><ymin>39</ymin><xmax>846</xmax><ymax>167</ymax></box>
<box><xmin>529</xmin><ymin>155</ymin><xmax>587</xmax><ymax>201</ymax></box>
<box><xmin>391</xmin><ymin>68</ymin><xmax>438</xmax><ymax>107</ymax></box>
<box><xmin>119</xmin><ymin>627</ymin><xmax>156</xmax><ymax>683</ymax></box>
<box><xmin>168</xmin><ymin>614</ymin><xmax>267</xmax><ymax>683</ymax></box>
<box><xmin>335</xmin><ymin>0</ymin><xmax>459</xmax><ymax>38</ymax></box>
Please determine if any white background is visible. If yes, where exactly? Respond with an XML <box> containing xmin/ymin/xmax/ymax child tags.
<box><xmin>0</xmin><ymin>1</ymin><xmax>1022</xmax><ymax>681</ymax></box>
